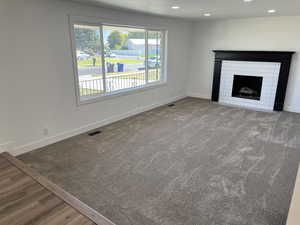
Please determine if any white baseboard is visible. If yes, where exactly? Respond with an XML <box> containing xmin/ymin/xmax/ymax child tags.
<box><xmin>0</xmin><ymin>145</ymin><xmax>4</xmax><ymax>153</ymax></box>
<box><xmin>186</xmin><ymin>93</ymin><xmax>300</xmax><ymax>114</ymax></box>
<box><xmin>0</xmin><ymin>142</ymin><xmax>13</xmax><ymax>154</ymax></box>
<box><xmin>186</xmin><ymin>92</ymin><xmax>211</xmax><ymax>100</ymax></box>
<box><xmin>285</xmin><ymin>105</ymin><xmax>300</xmax><ymax>114</ymax></box>
<box><xmin>12</xmin><ymin>95</ymin><xmax>187</xmax><ymax>156</ymax></box>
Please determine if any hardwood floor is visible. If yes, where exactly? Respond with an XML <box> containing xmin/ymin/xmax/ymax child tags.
<box><xmin>286</xmin><ymin>164</ymin><xmax>300</xmax><ymax>225</ymax></box>
<box><xmin>0</xmin><ymin>152</ymin><xmax>115</xmax><ymax>225</ymax></box>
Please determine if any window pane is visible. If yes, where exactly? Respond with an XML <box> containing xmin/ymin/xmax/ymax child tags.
<box><xmin>147</xmin><ymin>31</ymin><xmax>162</xmax><ymax>83</ymax></box>
<box><xmin>103</xmin><ymin>25</ymin><xmax>146</xmax><ymax>92</ymax></box>
<box><xmin>73</xmin><ymin>24</ymin><xmax>104</xmax><ymax>98</ymax></box>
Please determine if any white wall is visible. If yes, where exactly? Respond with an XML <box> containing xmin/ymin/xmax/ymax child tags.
<box><xmin>0</xmin><ymin>0</ymin><xmax>192</xmax><ymax>155</ymax></box>
<box><xmin>187</xmin><ymin>16</ymin><xmax>300</xmax><ymax>113</ymax></box>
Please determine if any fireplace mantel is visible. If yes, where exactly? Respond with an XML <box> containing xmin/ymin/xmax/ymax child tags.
<box><xmin>211</xmin><ymin>50</ymin><xmax>295</xmax><ymax>111</ymax></box>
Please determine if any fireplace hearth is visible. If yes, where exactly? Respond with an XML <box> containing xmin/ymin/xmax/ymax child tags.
<box><xmin>232</xmin><ymin>75</ymin><xmax>263</xmax><ymax>101</ymax></box>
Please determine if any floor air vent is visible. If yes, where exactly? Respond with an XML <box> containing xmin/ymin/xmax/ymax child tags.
<box><xmin>88</xmin><ymin>131</ymin><xmax>102</xmax><ymax>136</ymax></box>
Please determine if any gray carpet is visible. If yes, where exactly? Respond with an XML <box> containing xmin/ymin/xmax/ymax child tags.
<box><xmin>19</xmin><ymin>98</ymin><xmax>300</xmax><ymax>225</ymax></box>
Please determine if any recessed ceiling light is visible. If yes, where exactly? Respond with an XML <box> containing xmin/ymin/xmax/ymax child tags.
<box><xmin>171</xmin><ymin>6</ymin><xmax>180</xmax><ymax>10</ymax></box>
<box><xmin>204</xmin><ymin>13</ymin><xmax>211</xmax><ymax>17</ymax></box>
<box><xmin>268</xmin><ymin>9</ymin><xmax>276</xmax><ymax>13</ymax></box>
<box><xmin>243</xmin><ymin>0</ymin><xmax>253</xmax><ymax>2</ymax></box>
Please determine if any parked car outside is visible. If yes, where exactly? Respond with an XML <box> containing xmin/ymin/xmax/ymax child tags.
<box><xmin>104</xmin><ymin>51</ymin><xmax>117</xmax><ymax>58</ymax></box>
<box><xmin>110</xmin><ymin>53</ymin><xmax>117</xmax><ymax>58</ymax></box>
<box><xmin>76</xmin><ymin>51</ymin><xmax>90</xmax><ymax>60</ymax></box>
<box><xmin>147</xmin><ymin>56</ymin><xmax>160</xmax><ymax>68</ymax></box>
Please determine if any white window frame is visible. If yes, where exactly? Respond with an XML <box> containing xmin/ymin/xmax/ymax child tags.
<box><xmin>69</xmin><ymin>16</ymin><xmax>168</xmax><ymax>105</ymax></box>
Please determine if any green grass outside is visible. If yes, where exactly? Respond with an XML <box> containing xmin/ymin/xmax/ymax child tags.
<box><xmin>91</xmin><ymin>70</ymin><xmax>140</xmax><ymax>77</ymax></box>
<box><xmin>90</xmin><ymin>69</ymin><xmax>160</xmax><ymax>81</ymax></box>
<box><xmin>77</xmin><ymin>56</ymin><xmax>144</xmax><ymax>67</ymax></box>
<box><xmin>80</xmin><ymin>88</ymin><xmax>103</xmax><ymax>96</ymax></box>
<box><xmin>145</xmin><ymin>54</ymin><xmax>158</xmax><ymax>57</ymax></box>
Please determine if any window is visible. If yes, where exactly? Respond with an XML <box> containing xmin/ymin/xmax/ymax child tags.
<box><xmin>71</xmin><ymin>21</ymin><xmax>166</xmax><ymax>103</ymax></box>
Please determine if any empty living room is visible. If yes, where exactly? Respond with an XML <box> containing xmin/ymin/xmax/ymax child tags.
<box><xmin>1</xmin><ymin>0</ymin><xmax>300</xmax><ymax>224</ymax></box>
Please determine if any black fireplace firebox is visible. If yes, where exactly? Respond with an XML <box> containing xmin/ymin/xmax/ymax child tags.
<box><xmin>211</xmin><ymin>51</ymin><xmax>295</xmax><ymax>111</ymax></box>
<box><xmin>232</xmin><ymin>75</ymin><xmax>263</xmax><ymax>101</ymax></box>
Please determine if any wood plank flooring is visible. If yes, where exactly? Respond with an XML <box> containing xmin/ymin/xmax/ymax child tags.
<box><xmin>286</xmin><ymin>164</ymin><xmax>300</xmax><ymax>225</ymax></box>
<box><xmin>0</xmin><ymin>152</ymin><xmax>115</xmax><ymax>225</ymax></box>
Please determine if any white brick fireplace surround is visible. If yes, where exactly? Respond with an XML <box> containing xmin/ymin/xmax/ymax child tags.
<box><xmin>219</xmin><ymin>61</ymin><xmax>281</xmax><ymax>111</ymax></box>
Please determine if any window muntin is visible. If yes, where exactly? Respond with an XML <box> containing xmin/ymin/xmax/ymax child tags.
<box><xmin>147</xmin><ymin>30</ymin><xmax>163</xmax><ymax>83</ymax></box>
<box><xmin>72</xmin><ymin>22</ymin><xmax>166</xmax><ymax>103</ymax></box>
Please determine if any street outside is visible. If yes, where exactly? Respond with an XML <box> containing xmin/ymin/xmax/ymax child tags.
<box><xmin>78</xmin><ymin>62</ymin><xmax>144</xmax><ymax>76</ymax></box>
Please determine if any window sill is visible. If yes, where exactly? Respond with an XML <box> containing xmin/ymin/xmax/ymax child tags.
<box><xmin>77</xmin><ymin>81</ymin><xmax>167</xmax><ymax>106</ymax></box>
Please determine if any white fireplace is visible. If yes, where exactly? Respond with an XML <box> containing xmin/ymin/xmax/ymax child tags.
<box><xmin>219</xmin><ymin>60</ymin><xmax>281</xmax><ymax>111</ymax></box>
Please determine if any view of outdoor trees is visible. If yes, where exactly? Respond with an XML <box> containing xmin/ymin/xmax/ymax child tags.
<box><xmin>107</xmin><ymin>31</ymin><xmax>127</xmax><ymax>49</ymax></box>
<box><xmin>74</xmin><ymin>25</ymin><xmax>101</xmax><ymax>54</ymax></box>
<box><xmin>73</xmin><ymin>24</ymin><xmax>163</xmax><ymax>99</ymax></box>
